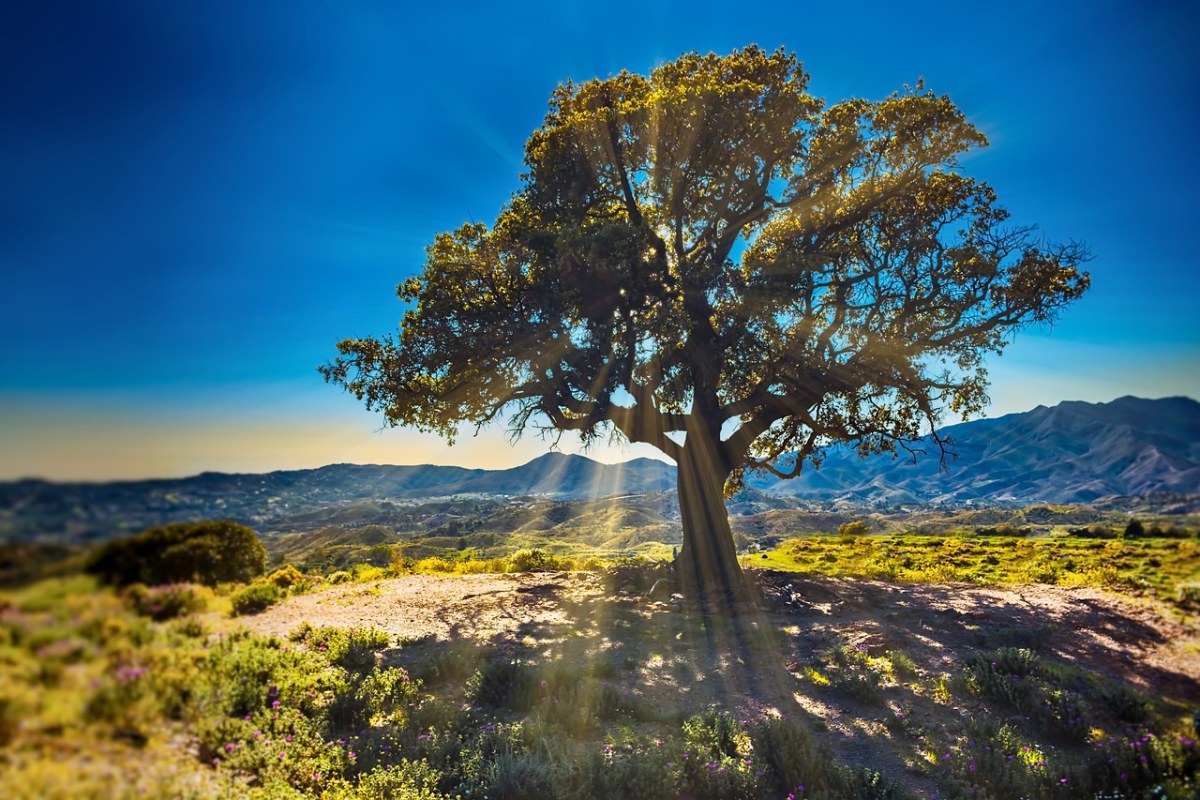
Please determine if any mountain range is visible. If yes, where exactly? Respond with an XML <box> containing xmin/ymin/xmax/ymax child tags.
<box><xmin>2</xmin><ymin>396</ymin><xmax>1197</xmax><ymax>541</ymax></box>
<box><xmin>745</xmin><ymin>395</ymin><xmax>1200</xmax><ymax>505</ymax></box>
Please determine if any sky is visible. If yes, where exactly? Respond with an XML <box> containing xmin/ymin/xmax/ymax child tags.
<box><xmin>1</xmin><ymin>0</ymin><xmax>1198</xmax><ymax>481</ymax></box>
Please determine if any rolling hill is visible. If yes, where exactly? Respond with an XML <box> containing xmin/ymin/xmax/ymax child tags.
<box><xmin>2</xmin><ymin>396</ymin><xmax>1197</xmax><ymax>542</ymax></box>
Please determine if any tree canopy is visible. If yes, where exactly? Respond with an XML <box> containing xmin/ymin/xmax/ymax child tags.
<box><xmin>323</xmin><ymin>47</ymin><xmax>1088</xmax><ymax>607</ymax></box>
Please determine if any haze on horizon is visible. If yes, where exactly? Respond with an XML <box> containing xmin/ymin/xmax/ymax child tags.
<box><xmin>2</xmin><ymin>1</ymin><xmax>1198</xmax><ymax>482</ymax></box>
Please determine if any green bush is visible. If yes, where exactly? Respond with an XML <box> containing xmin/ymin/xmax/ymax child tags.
<box><xmin>322</xmin><ymin>761</ymin><xmax>451</xmax><ymax>800</ymax></box>
<box><xmin>123</xmin><ymin>582</ymin><xmax>206</xmax><ymax>620</ymax></box>
<box><xmin>290</xmin><ymin>623</ymin><xmax>391</xmax><ymax>672</ymax></box>
<box><xmin>230</xmin><ymin>581</ymin><xmax>284</xmax><ymax>615</ymax></box>
<box><xmin>86</xmin><ymin>520</ymin><xmax>266</xmax><ymax>587</ymax></box>
<box><xmin>469</xmin><ymin>659</ymin><xmax>540</xmax><ymax>710</ymax></box>
<box><xmin>267</xmin><ymin>564</ymin><xmax>305</xmax><ymax>589</ymax></box>
<box><xmin>838</xmin><ymin>520</ymin><xmax>871</xmax><ymax>539</ymax></box>
<box><xmin>508</xmin><ymin>548</ymin><xmax>562</xmax><ymax>572</ymax></box>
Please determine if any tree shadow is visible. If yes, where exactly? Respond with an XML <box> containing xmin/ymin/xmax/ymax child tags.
<box><xmin>374</xmin><ymin>568</ymin><xmax>1197</xmax><ymax>799</ymax></box>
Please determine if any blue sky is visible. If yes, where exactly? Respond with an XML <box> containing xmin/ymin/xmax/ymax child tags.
<box><xmin>2</xmin><ymin>0</ymin><xmax>1197</xmax><ymax>480</ymax></box>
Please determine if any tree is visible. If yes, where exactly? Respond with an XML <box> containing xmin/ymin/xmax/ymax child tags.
<box><xmin>322</xmin><ymin>47</ymin><xmax>1088</xmax><ymax>611</ymax></box>
<box><xmin>86</xmin><ymin>519</ymin><xmax>266</xmax><ymax>587</ymax></box>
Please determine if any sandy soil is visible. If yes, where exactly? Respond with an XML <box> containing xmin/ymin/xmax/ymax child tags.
<box><xmin>229</xmin><ymin>571</ymin><xmax>596</xmax><ymax>642</ymax></box>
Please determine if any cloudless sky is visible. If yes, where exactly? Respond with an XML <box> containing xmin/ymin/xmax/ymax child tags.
<box><xmin>2</xmin><ymin>0</ymin><xmax>1198</xmax><ymax>480</ymax></box>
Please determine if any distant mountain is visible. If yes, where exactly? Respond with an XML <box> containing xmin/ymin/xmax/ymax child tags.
<box><xmin>744</xmin><ymin>396</ymin><xmax>1200</xmax><ymax>505</ymax></box>
<box><xmin>0</xmin><ymin>453</ymin><xmax>675</xmax><ymax>541</ymax></box>
<box><xmin>2</xmin><ymin>397</ymin><xmax>1196</xmax><ymax>541</ymax></box>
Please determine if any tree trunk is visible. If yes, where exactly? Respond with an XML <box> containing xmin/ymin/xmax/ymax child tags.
<box><xmin>674</xmin><ymin>437</ymin><xmax>753</xmax><ymax>614</ymax></box>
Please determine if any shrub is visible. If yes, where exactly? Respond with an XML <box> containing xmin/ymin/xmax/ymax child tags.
<box><xmin>86</xmin><ymin>520</ymin><xmax>266</xmax><ymax>587</ymax></box>
<box><xmin>290</xmin><ymin>623</ymin><xmax>391</xmax><ymax>672</ymax></box>
<box><xmin>327</xmin><ymin>570</ymin><xmax>353</xmax><ymax>584</ymax></box>
<box><xmin>230</xmin><ymin>582</ymin><xmax>284</xmax><ymax>615</ymax></box>
<box><xmin>266</xmin><ymin>565</ymin><xmax>305</xmax><ymax>589</ymax></box>
<box><xmin>123</xmin><ymin>582</ymin><xmax>206</xmax><ymax>620</ymax></box>
<box><xmin>322</xmin><ymin>761</ymin><xmax>451</xmax><ymax>800</ymax></box>
<box><xmin>469</xmin><ymin>660</ymin><xmax>540</xmax><ymax>710</ymax></box>
<box><xmin>838</xmin><ymin>520</ymin><xmax>871</xmax><ymax>539</ymax></box>
<box><xmin>508</xmin><ymin>548</ymin><xmax>562</xmax><ymax>572</ymax></box>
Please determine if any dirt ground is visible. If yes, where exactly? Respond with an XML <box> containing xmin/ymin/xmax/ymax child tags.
<box><xmin>233</xmin><ymin>570</ymin><xmax>1199</xmax><ymax>704</ymax></box>
<box><xmin>228</xmin><ymin>570</ymin><xmax>1200</xmax><ymax>795</ymax></box>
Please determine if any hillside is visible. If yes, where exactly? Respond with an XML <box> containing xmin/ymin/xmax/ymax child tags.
<box><xmin>746</xmin><ymin>395</ymin><xmax>1200</xmax><ymax>505</ymax></box>
<box><xmin>2</xmin><ymin>397</ymin><xmax>1197</xmax><ymax>543</ymax></box>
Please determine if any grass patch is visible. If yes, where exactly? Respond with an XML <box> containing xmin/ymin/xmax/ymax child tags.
<box><xmin>756</xmin><ymin>533</ymin><xmax>1199</xmax><ymax>601</ymax></box>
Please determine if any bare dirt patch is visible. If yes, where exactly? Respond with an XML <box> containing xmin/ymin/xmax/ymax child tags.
<box><xmin>226</xmin><ymin>570</ymin><xmax>1200</xmax><ymax>796</ymax></box>
<box><xmin>229</xmin><ymin>571</ymin><xmax>601</xmax><ymax>645</ymax></box>
<box><xmin>231</xmin><ymin>571</ymin><xmax>1199</xmax><ymax>705</ymax></box>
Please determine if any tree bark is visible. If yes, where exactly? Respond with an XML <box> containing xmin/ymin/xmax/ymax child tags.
<box><xmin>673</xmin><ymin>435</ymin><xmax>754</xmax><ymax>614</ymax></box>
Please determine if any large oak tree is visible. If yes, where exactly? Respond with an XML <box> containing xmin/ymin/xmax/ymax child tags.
<box><xmin>323</xmin><ymin>47</ymin><xmax>1088</xmax><ymax>610</ymax></box>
